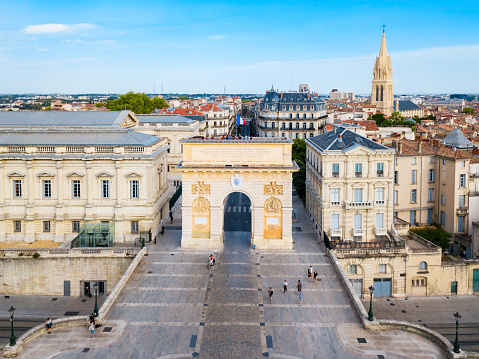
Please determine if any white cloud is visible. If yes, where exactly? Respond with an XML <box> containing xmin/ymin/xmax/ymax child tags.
<box><xmin>209</xmin><ymin>35</ymin><xmax>224</xmax><ymax>41</ymax></box>
<box><xmin>23</xmin><ymin>23</ymin><xmax>100</xmax><ymax>34</ymax></box>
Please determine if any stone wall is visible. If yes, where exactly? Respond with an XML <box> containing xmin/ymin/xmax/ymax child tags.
<box><xmin>0</xmin><ymin>248</ymin><xmax>138</xmax><ymax>296</ymax></box>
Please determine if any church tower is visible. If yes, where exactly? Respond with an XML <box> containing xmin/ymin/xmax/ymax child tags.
<box><xmin>371</xmin><ymin>30</ymin><xmax>393</xmax><ymax>116</ymax></box>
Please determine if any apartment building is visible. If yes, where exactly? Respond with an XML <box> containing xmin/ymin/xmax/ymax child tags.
<box><xmin>306</xmin><ymin>126</ymin><xmax>395</xmax><ymax>242</ymax></box>
<box><xmin>255</xmin><ymin>85</ymin><xmax>328</xmax><ymax>139</ymax></box>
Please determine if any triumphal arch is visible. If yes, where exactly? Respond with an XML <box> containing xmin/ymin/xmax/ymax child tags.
<box><xmin>178</xmin><ymin>138</ymin><xmax>299</xmax><ymax>250</ymax></box>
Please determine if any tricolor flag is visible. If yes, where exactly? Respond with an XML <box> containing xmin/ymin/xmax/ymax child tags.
<box><xmin>236</xmin><ymin>114</ymin><xmax>246</xmax><ymax>125</ymax></box>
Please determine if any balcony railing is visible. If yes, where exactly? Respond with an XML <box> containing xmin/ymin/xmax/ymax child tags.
<box><xmin>330</xmin><ymin>201</ymin><xmax>341</xmax><ymax>206</ymax></box>
<box><xmin>345</xmin><ymin>201</ymin><xmax>373</xmax><ymax>209</ymax></box>
<box><xmin>352</xmin><ymin>228</ymin><xmax>365</xmax><ymax>236</ymax></box>
<box><xmin>457</xmin><ymin>207</ymin><xmax>468</xmax><ymax>215</ymax></box>
<box><xmin>375</xmin><ymin>200</ymin><xmax>385</xmax><ymax>206</ymax></box>
<box><xmin>355</xmin><ymin>172</ymin><xmax>362</xmax><ymax>178</ymax></box>
<box><xmin>330</xmin><ymin>228</ymin><xmax>342</xmax><ymax>237</ymax></box>
<box><xmin>374</xmin><ymin>227</ymin><xmax>388</xmax><ymax>236</ymax></box>
<box><xmin>332</xmin><ymin>172</ymin><xmax>339</xmax><ymax>178</ymax></box>
<box><xmin>377</xmin><ymin>171</ymin><xmax>384</xmax><ymax>177</ymax></box>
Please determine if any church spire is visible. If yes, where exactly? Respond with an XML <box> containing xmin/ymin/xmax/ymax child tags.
<box><xmin>370</xmin><ymin>29</ymin><xmax>394</xmax><ymax>116</ymax></box>
<box><xmin>379</xmin><ymin>30</ymin><xmax>388</xmax><ymax>59</ymax></box>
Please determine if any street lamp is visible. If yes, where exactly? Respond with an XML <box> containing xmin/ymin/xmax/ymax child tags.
<box><xmin>8</xmin><ymin>306</ymin><xmax>16</xmax><ymax>346</ymax></box>
<box><xmin>93</xmin><ymin>282</ymin><xmax>99</xmax><ymax>317</ymax></box>
<box><xmin>453</xmin><ymin>312</ymin><xmax>461</xmax><ymax>353</ymax></box>
<box><xmin>368</xmin><ymin>286</ymin><xmax>375</xmax><ymax>321</ymax></box>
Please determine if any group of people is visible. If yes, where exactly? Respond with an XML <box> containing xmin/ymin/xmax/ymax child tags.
<box><xmin>268</xmin><ymin>265</ymin><xmax>319</xmax><ymax>306</ymax></box>
<box><xmin>218</xmin><ymin>135</ymin><xmax>250</xmax><ymax>140</ymax></box>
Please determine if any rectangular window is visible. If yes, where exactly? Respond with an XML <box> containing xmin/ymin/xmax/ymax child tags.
<box><xmin>394</xmin><ymin>171</ymin><xmax>398</xmax><ymax>185</ymax></box>
<box><xmin>430</xmin><ymin>156</ymin><xmax>434</xmax><ymax>163</ymax></box>
<box><xmin>411</xmin><ymin>189</ymin><xmax>417</xmax><ymax>203</ymax></box>
<box><xmin>43</xmin><ymin>180</ymin><xmax>52</xmax><ymax>198</ymax></box>
<box><xmin>459</xmin><ymin>195</ymin><xmax>465</xmax><ymax>208</ymax></box>
<box><xmin>131</xmin><ymin>221</ymin><xmax>139</xmax><ymax>234</ymax></box>
<box><xmin>332</xmin><ymin>163</ymin><xmax>339</xmax><ymax>178</ymax></box>
<box><xmin>411</xmin><ymin>170</ymin><xmax>417</xmax><ymax>184</ymax></box>
<box><xmin>412</xmin><ymin>157</ymin><xmax>416</xmax><ymax>164</ymax></box>
<box><xmin>442</xmin><ymin>158</ymin><xmax>446</xmax><ymax>166</ymax></box>
<box><xmin>14</xmin><ymin>221</ymin><xmax>21</xmax><ymax>232</ymax></box>
<box><xmin>72</xmin><ymin>180</ymin><xmax>81</xmax><ymax>198</ymax></box>
<box><xmin>331</xmin><ymin>214</ymin><xmax>339</xmax><ymax>229</ymax></box>
<box><xmin>428</xmin><ymin>169</ymin><xmax>435</xmax><ymax>183</ymax></box>
<box><xmin>441</xmin><ymin>194</ymin><xmax>446</xmax><ymax>205</ymax></box>
<box><xmin>331</xmin><ymin>188</ymin><xmax>340</xmax><ymax>203</ymax></box>
<box><xmin>355</xmin><ymin>163</ymin><xmax>362</xmax><ymax>178</ymax></box>
<box><xmin>43</xmin><ymin>220</ymin><xmax>50</xmax><ymax>232</ymax></box>
<box><xmin>376</xmin><ymin>213</ymin><xmax>384</xmax><ymax>229</ymax></box>
<box><xmin>394</xmin><ymin>190</ymin><xmax>398</xmax><ymax>205</ymax></box>
<box><xmin>72</xmin><ymin>221</ymin><xmax>80</xmax><ymax>233</ymax></box>
<box><xmin>353</xmin><ymin>213</ymin><xmax>362</xmax><ymax>229</ymax></box>
<box><xmin>441</xmin><ymin>211</ymin><xmax>446</xmax><ymax>226</ymax></box>
<box><xmin>353</xmin><ymin>188</ymin><xmax>363</xmax><ymax>202</ymax></box>
<box><xmin>379</xmin><ymin>264</ymin><xmax>386</xmax><ymax>273</ymax></box>
<box><xmin>377</xmin><ymin>163</ymin><xmax>384</xmax><ymax>177</ymax></box>
<box><xmin>461</xmin><ymin>161</ymin><xmax>465</xmax><ymax>168</ymax></box>
<box><xmin>375</xmin><ymin>187</ymin><xmax>384</xmax><ymax>203</ymax></box>
<box><xmin>410</xmin><ymin>210</ymin><xmax>416</xmax><ymax>224</ymax></box>
<box><xmin>458</xmin><ymin>216</ymin><xmax>464</xmax><ymax>232</ymax></box>
<box><xmin>101</xmin><ymin>180</ymin><xmax>110</xmax><ymax>199</ymax></box>
<box><xmin>428</xmin><ymin>188</ymin><xmax>434</xmax><ymax>202</ymax></box>
<box><xmin>459</xmin><ymin>174</ymin><xmax>466</xmax><ymax>188</ymax></box>
<box><xmin>349</xmin><ymin>265</ymin><xmax>357</xmax><ymax>275</ymax></box>
<box><xmin>13</xmin><ymin>180</ymin><xmax>22</xmax><ymax>198</ymax></box>
<box><xmin>427</xmin><ymin>209</ymin><xmax>433</xmax><ymax>225</ymax></box>
<box><xmin>130</xmin><ymin>180</ymin><xmax>139</xmax><ymax>199</ymax></box>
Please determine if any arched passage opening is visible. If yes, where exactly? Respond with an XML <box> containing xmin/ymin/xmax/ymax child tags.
<box><xmin>223</xmin><ymin>192</ymin><xmax>252</xmax><ymax>250</ymax></box>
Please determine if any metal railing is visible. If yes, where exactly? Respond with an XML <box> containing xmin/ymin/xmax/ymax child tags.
<box><xmin>169</xmin><ymin>184</ymin><xmax>182</xmax><ymax>209</ymax></box>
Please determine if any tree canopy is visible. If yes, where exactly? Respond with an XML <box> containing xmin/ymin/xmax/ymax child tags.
<box><xmin>368</xmin><ymin>112</ymin><xmax>415</xmax><ymax>128</ymax></box>
<box><xmin>97</xmin><ymin>92</ymin><xmax>169</xmax><ymax>114</ymax></box>
<box><xmin>461</xmin><ymin>107</ymin><xmax>476</xmax><ymax>115</ymax></box>
<box><xmin>291</xmin><ymin>138</ymin><xmax>306</xmax><ymax>201</ymax></box>
<box><xmin>410</xmin><ymin>227</ymin><xmax>451</xmax><ymax>252</ymax></box>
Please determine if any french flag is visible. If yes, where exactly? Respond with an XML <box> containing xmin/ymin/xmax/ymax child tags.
<box><xmin>236</xmin><ymin>114</ymin><xmax>246</xmax><ymax>125</ymax></box>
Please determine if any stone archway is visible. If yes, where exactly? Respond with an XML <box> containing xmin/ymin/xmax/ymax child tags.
<box><xmin>178</xmin><ymin>138</ymin><xmax>298</xmax><ymax>250</ymax></box>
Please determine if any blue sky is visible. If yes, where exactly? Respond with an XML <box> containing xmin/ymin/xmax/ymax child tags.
<box><xmin>1</xmin><ymin>0</ymin><xmax>478</xmax><ymax>94</ymax></box>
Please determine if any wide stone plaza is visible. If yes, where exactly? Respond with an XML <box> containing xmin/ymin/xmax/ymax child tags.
<box><xmin>12</xmin><ymin>193</ymin><xmax>447</xmax><ymax>359</ymax></box>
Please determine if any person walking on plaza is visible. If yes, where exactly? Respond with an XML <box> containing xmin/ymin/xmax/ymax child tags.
<box><xmin>169</xmin><ymin>210</ymin><xmax>173</xmax><ymax>224</ymax></box>
<box><xmin>161</xmin><ymin>226</ymin><xmax>165</xmax><ymax>236</ymax></box>
<box><xmin>283</xmin><ymin>280</ymin><xmax>288</xmax><ymax>294</ymax></box>
<box><xmin>268</xmin><ymin>287</ymin><xmax>274</xmax><ymax>303</ymax></box>
<box><xmin>307</xmin><ymin>266</ymin><xmax>313</xmax><ymax>282</ymax></box>
<box><xmin>298</xmin><ymin>291</ymin><xmax>303</xmax><ymax>306</ymax></box>
<box><xmin>314</xmin><ymin>269</ymin><xmax>318</xmax><ymax>285</ymax></box>
<box><xmin>89</xmin><ymin>313</ymin><xmax>96</xmax><ymax>326</ymax></box>
<box><xmin>154</xmin><ymin>235</ymin><xmax>157</xmax><ymax>245</ymax></box>
<box><xmin>89</xmin><ymin>321</ymin><xmax>95</xmax><ymax>338</ymax></box>
<box><xmin>296</xmin><ymin>280</ymin><xmax>302</xmax><ymax>296</ymax></box>
<box><xmin>45</xmin><ymin>317</ymin><xmax>52</xmax><ymax>334</ymax></box>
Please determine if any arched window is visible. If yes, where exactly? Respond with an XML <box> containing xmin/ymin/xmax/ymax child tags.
<box><xmin>419</xmin><ymin>261</ymin><xmax>427</xmax><ymax>270</ymax></box>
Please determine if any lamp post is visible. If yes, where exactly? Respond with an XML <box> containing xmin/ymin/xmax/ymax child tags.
<box><xmin>453</xmin><ymin>312</ymin><xmax>461</xmax><ymax>353</ymax></box>
<box><xmin>8</xmin><ymin>306</ymin><xmax>16</xmax><ymax>346</ymax></box>
<box><xmin>368</xmin><ymin>286</ymin><xmax>375</xmax><ymax>321</ymax></box>
<box><xmin>93</xmin><ymin>282</ymin><xmax>99</xmax><ymax>317</ymax></box>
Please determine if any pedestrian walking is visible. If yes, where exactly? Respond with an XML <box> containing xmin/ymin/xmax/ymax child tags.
<box><xmin>307</xmin><ymin>266</ymin><xmax>313</xmax><ymax>282</ymax></box>
<box><xmin>154</xmin><ymin>236</ymin><xmax>157</xmax><ymax>245</ymax></box>
<box><xmin>89</xmin><ymin>321</ymin><xmax>95</xmax><ymax>338</ymax></box>
<box><xmin>45</xmin><ymin>317</ymin><xmax>52</xmax><ymax>334</ymax></box>
<box><xmin>283</xmin><ymin>280</ymin><xmax>288</xmax><ymax>294</ymax></box>
<box><xmin>298</xmin><ymin>291</ymin><xmax>303</xmax><ymax>306</ymax></box>
<box><xmin>169</xmin><ymin>211</ymin><xmax>173</xmax><ymax>224</ymax></box>
<box><xmin>297</xmin><ymin>280</ymin><xmax>302</xmax><ymax>294</ymax></box>
<box><xmin>161</xmin><ymin>226</ymin><xmax>165</xmax><ymax>236</ymax></box>
<box><xmin>89</xmin><ymin>313</ymin><xmax>95</xmax><ymax>326</ymax></box>
<box><xmin>268</xmin><ymin>287</ymin><xmax>274</xmax><ymax>303</ymax></box>
<box><xmin>314</xmin><ymin>270</ymin><xmax>318</xmax><ymax>285</ymax></box>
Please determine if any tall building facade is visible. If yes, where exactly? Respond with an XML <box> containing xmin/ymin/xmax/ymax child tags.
<box><xmin>371</xmin><ymin>31</ymin><xmax>394</xmax><ymax>116</ymax></box>
<box><xmin>255</xmin><ymin>85</ymin><xmax>327</xmax><ymax>139</ymax></box>
<box><xmin>306</xmin><ymin>126</ymin><xmax>395</xmax><ymax>242</ymax></box>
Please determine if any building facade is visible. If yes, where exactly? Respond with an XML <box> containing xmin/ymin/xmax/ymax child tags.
<box><xmin>255</xmin><ymin>85</ymin><xmax>328</xmax><ymax>139</ymax></box>
<box><xmin>306</xmin><ymin>127</ymin><xmax>395</xmax><ymax>242</ymax></box>
<box><xmin>0</xmin><ymin>111</ymin><xmax>170</xmax><ymax>243</ymax></box>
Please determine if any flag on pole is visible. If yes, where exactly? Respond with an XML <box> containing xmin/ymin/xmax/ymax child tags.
<box><xmin>236</xmin><ymin>114</ymin><xmax>246</xmax><ymax>125</ymax></box>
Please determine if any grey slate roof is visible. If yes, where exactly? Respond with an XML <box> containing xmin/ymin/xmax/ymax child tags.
<box><xmin>308</xmin><ymin>127</ymin><xmax>389</xmax><ymax>152</ymax></box>
<box><xmin>136</xmin><ymin>114</ymin><xmax>195</xmax><ymax>124</ymax></box>
<box><xmin>441</xmin><ymin>128</ymin><xmax>475</xmax><ymax>149</ymax></box>
<box><xmin>260</xmin><ymin>90</ymin><xmax>326</xmax><ymax>111</ymax></box>
<box><xmin>394</xmin><ymin>100</ymin><xmax>421</xmax><ymax>112</ymax></box>
<box><xmin>0</xmin><ymin>111</ymin><xmax>132</xmax><ymax>128</ymax></box>
<box><xmin>0</xmin><ymin>129</ymin><xmax>161</xmax><ymax>146</ymax></box>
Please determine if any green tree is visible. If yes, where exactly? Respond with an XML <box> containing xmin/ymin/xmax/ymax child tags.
<box><xmin>177</xmin><ymin>96</ymin><xmax>189</xmax><ymax>100</ymax></box>
<box><xmin>291</xmin><ymin>139</ymin><xmax>306</xmax><ymax>201</ymax></box>
<box><xmin>368</xmin><ymin>113</ymin><xmax>392</xmax><ymax>127</ymax></box>
<box><xmin>390</xmin><ymin>111</ymin><xmax>405</xmax><ymax>123</ymax></box>
<box><xmin>461</xmin><ymin>107</ymin><xmax>475</xmax><ymax>115</ymax></box>
<box><xmin>97</xmin><ymin>92</ymin><xmax>168</xmax><ymax>114</ymax></box>
<box><xmin>410</xmin><ymin>227</ymin><xmax>451</xmax><ymax>252</ymax></box>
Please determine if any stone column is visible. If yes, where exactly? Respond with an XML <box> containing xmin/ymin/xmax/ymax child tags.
<box><xmin>25</xmin><ymin>160</ymin><xmax>35</xmax><ymax>242</ymax></box>
<box><xmin>85</xmin><ymin>161</ymin><xmax>93</xmax><ymax>221</ymax></box>
<box><xmin>0</xmin><ymin>161</ymin><xmax>4</xmax><ymax>242</ymax></box>
<box><xmin>54</xmin><ymin>161</ymin><xmax>64</xmax><ymax>242</ymax></box>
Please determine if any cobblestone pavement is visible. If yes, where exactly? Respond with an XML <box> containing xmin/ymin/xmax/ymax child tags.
<box><xmin>16</xmin><ymin>199</ymin><xmax>447</xmax><ymax>359</ymax></box>
<box><xmin>362</xmin><ymin>296</ymin><xmax>479</xmax><ymax>352</ymax></box>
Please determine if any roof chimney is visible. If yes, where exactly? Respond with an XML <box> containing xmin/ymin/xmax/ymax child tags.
<box><xmin>398</xmin><ymin>141</ymin><xmax>402</xmax><ymax>154</ymax></box>
<box><xmin>418</xmin><ymin>142</ymin><xmax>422</xmax><ymax>154</ymax></box>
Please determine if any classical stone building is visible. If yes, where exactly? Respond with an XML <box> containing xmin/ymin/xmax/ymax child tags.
<box><xmin>0</xmin><ymin>111</ymin><xmax>169</xmax><ymax>243</ymax></box>
<box><xmin>306</xmin><ymin>126</ymin><xmax>395</xmax><ymax>242</ymax></box>
<box><xmin>255</xmin><ymin>85</ymin><xmax>327</xmax><ymax>139</ymax></box>
<box><xmin>178</xmin><ymin>138</ymin><xmax>298</xmax><ymax>250</ymax></box>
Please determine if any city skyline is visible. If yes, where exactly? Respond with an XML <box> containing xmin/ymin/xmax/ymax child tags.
<box><xmin>1</xmin><ymin>0</ymin><xmax>478</xmax><ymax>94</ymax></box>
